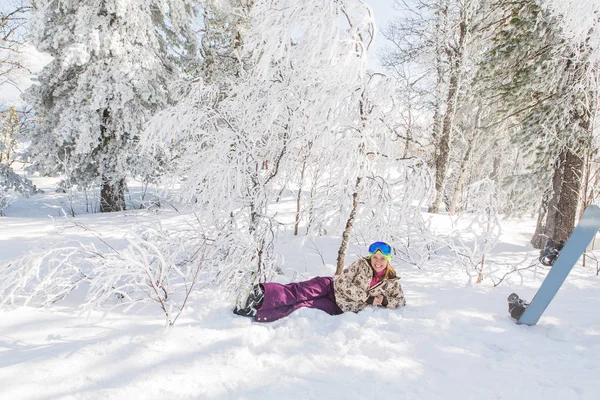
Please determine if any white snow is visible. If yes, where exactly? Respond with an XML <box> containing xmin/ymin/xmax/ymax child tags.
<box><xmin>1</xmin><ymin>176</ymin><xmax>600</xmax><ymax>400</ymax></box>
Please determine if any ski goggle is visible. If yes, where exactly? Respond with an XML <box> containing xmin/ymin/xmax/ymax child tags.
<box><xmin>368</xmin><ymin>241</ymin><xmax>392</xmax><ymax>257</ymax></box>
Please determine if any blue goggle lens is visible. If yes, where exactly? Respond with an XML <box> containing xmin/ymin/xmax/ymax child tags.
<box><xmin>368</xmin><ymin>241</ymin><xmax>392</xmax><ymax>256</ymax></box>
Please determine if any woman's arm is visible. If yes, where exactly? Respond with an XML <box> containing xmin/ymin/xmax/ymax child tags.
<box><xmin>368</xmin><ymin>279</ymin><xmax>406</xmax><ymax>308</ymax></box>
<box><xmin>381</xmin><ymin>280</ymin><xmax>406</xmax><ymax>308</ymax></box>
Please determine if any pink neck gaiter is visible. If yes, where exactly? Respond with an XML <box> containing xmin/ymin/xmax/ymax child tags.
<box><xmin>370</xmin><ymin>268</ymin><xmax>386</xmax><ymax>287</ymax></box>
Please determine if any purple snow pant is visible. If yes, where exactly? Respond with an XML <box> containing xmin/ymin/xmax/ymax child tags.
<box><xmin>254</xmin><ymin>276</ymin><xmax>343</xmax><ymax>322</ymax></box>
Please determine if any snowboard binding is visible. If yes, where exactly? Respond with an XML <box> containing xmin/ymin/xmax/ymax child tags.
<box><xmin>507</xmin><ymin>293</ymin><xmax>529</xmax><ymax>321</ymax></box>
<box><xmin>507</xmin><ymin>239</ymin><xmax>563</xmax><ymax>321</ymax></box>
<box><xmin>539</xmin><ymin>239</ymin><xmax>564</xmax><ymax>266</ymax></box>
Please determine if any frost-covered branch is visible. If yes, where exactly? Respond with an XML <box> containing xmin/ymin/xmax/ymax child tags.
<box><xmin>442</xmin><ymin>179</ymin><xmax>501</xmax><ymax>284</ymax></box>
<box><xmin>0</xmin><ymin>219</ymin><xmax>212</xmax><ymax>326</ymax></box>
<box><xmin>142</xmin><ymin>0</ymin><xmax>384</xmax><ymax>293</ymax></box>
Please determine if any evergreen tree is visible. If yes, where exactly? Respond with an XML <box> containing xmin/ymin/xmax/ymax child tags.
<box><xmin>24</xmin><ymin>0</ymin><xmax>196</xmax><ymax>212</ymax></box>
<box><xmin>480</xmin><ymin>0</ymin><xmax>597</xmax><ymax>247</ymax></box>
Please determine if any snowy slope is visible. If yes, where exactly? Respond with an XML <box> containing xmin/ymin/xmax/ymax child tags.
<box><xmin>1</xmin><ymin>179</ymin><xmax>599</xmax><ymax>400</ymax></box>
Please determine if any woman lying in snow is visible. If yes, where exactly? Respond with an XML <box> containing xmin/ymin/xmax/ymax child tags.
<box><xmin>233</xmin><ymin>242</ymin><xmax>406</xmax><ymax>322</ymax></box>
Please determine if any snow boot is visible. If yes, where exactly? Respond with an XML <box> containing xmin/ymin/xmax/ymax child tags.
<box><xmin>233</xmin><ymin>305</ymin><xmax>257</xmax><ymax>318</ymax></box>
<box><xmin>232</xmin><ymin>284</ymin><xmax>264</xmax><ymax>318</ymax></box>
<box><xmin>244</xmin><ymin>284</ymin><xmax>264</xmax><ymax>309</ymax></box>
<box><xmin>507</xmin><ymin>293</ymin><xmax>529</xmax><ymax>321</ymax></box>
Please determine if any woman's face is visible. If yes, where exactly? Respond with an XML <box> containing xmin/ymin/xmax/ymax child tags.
<box><xmin>371</xmin><ymin>253</ymin><xmax>388</xmax><ymax>272</ymax></box>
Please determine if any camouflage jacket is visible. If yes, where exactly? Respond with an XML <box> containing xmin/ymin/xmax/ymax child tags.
<box><xmin>333</xmin><ymin>257</ymin><xmax>406</xmax><ymax>313</ymax></box>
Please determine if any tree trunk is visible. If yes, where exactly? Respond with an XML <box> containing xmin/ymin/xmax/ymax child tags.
<box><xmin>579</xmin><ymin>153</ymin><xmax>591</xmax><ymax>220</ymax></box>
<box><xmin>306</xmin><ymin>167</ymin><xmax>320</xmax><ymax>235</ymax></box>
<box><xmin>531</xmin><ymin>148</ymin><xmax>583</xmax><ymax>248</ymax></box>
<box><xmin>554</xmin><ymin>149</ymin><xmax>583</xmax><ymax>241</ymax></box>
<box><xmin>490</xmin><ymin>140</ymin><xmax>502</xmax><ymax>183</ymax></box>
<box><xmin>336</xmin><ymin>91</ymin><xmax>368</xmax><ymax>274</ymax></box>
<box><xmin>294</xmin><ymin>161</ymin><xmax>307</xmax><ymax>236</ymax></box>
<box><xmin>336</xmin><ymin>176</ymin><xmax>362</xmax><ymax>275</ymax></box>
<box><xmin>429</xmin><ymin>99</ymin><xmax>453</xmax><ymax>214</ymax></box>
<box><xmin>530</xmin><ymin>195</ymin><xmax>549</xmax><ymax>249</ymax></box>
<box><xmin>98</xmin><ymin>108</ymin><xmax>126</xmax><ymax>213</ymax></box>
<box><xmin>449</xmin><ymin>139</ymin><xmax>473</xmax><ymax>215</ymax></box>
<box><xmin>449</xmin><ymin>105</ymin><xmax>481</xmax><ymax>215</ymax></box>
<box><xmin>531</xmin><ymin>151</ymin><xmax>565</xmax><ymax>248</ymax></box>
<box><xmin>403</xmin><ymin>102</ymin><xmax>413</xmax><ymax>158</ymax></box>
<box><xmin>100</xmin><ymin>177</ymin><xmax>126</xmax><ymax>213</ymax></box>
<box><xmin>429</xmin><ymin>17</ymin><xmax>467</xmax><ymax>213</ymax></box>
<box><xmin>428</xmin><ymin>2</ymin><xmax>447</xmax><ymax>170</ymax></box>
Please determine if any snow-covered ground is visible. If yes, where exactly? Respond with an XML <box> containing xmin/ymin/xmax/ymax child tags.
<box><xmin>1</xmin><ymin>177</ymin><xmax>600</xmax><ymax>400</ymax></box>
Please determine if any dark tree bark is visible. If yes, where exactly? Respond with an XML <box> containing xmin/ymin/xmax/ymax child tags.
<box><xmin>531</xmin><ymin>148</ymin><xmax>583</xmax><ymax>248</ymax></box>
<box><xmin>554</xmin><ymin>149</ymin><xmax>584</xmax><ymax>240</ymax></box>
<box><xmin>98</xmin><ymin>108</ymin><xmax>126</xmax><ymax>213</ymax></box>
<box><xmin>100</xmin><ymin>176</ymin><xmax>126</xmax><ymax>212</ymax></box>
<box><xmin>336</xmin><ymin>176</ymin><xmax>362</xmax><ymax>275</ymax></box>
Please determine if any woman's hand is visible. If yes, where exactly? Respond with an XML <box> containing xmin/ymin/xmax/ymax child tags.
<box><xmin>372</xmin><ymin>295</ymin><xmax>384</xmax><ymax>306</ymax></box>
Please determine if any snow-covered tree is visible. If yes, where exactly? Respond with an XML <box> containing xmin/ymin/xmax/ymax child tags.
<box><xmin>24</xmin><ymin>0</ymin><xmax>197</xmax><ymax>212</ymax></box>
<box><xmin>0</xmin><ymin>1</ymin><xmax>31</xmax><ymax>87</ymax></box>
<box><xmin>0</xmin><ymin>105</ymin><xmax>36</xmax><ymax>216</ymax></box>
<box><xmin>198</xmin><ymin>0</ymin><xmax>251</xmax><ymax>83</ymax></box>
<box><xmin>479</xmin><ymin>0</ymin><xmax>598</xmax><ymax>247</ymax></box>
<box><xmin>381</xmin><ymin>0</ymin><xmax>493</xmax><ymax>214</ymax></box>
<box><xmin>381</xmin><ymin>0</ymin><xmax>600</xmax><ymax>237</ymax></box>
<box><xmin>0</xmin><ymin>163</ymin><xmax>36</xmax><ymax>216</ymax></box>
<box><xmin>1</xmin><ymin>0</ymin><xmax>437</xmax><ymax>316</ymax></box>
<box><xmin>143</xmin><ymin>0</ymin><xmax>412</xmax><ymax>296</ymax></box>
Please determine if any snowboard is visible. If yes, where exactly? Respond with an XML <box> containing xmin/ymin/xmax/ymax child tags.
<box><xmin>510</xmin><ymin>204</ymin><xmax>600</xmax><ymax>326</ymax></box>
